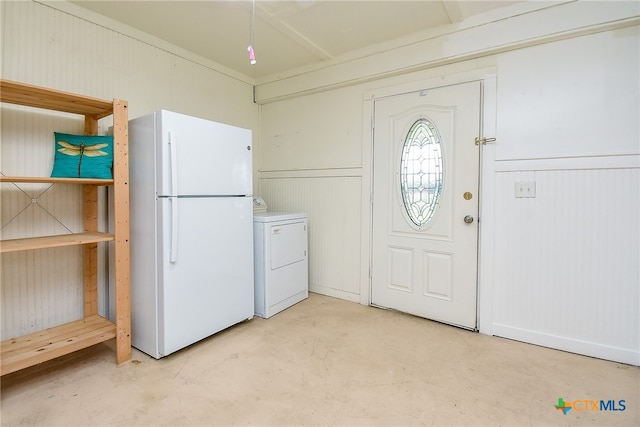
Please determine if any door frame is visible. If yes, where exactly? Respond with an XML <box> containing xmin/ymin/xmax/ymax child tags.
<box><xmin>360</xmin><ymin>68</ymin><xmax>497</xmax><ymax>332</ymax></box>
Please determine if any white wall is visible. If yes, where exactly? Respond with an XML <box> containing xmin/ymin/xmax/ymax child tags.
<box><xmin>484</xmin><ymin>28</ymin><xmax>639</xmax><ymax>365</ymax></box>
<box><xmin>258</xmin><ymin>85</ymin><xmax>365</xmax><ymax>301</ymax></box>
<box><xmin>495</xmin><ymin>28</ymin><xmax>639</xmax><ymax>160</ymax></box>
<box><xmin>0</xmin><ymin>0</ymin><xmax>258</xmax><ymax>339</ymax></box>
<box><xmin>256</xmin><ymin>3</ymin><xmax>639</xmax><ymax>365</ymax></box>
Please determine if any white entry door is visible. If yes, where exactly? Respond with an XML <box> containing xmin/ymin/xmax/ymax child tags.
<box><xmin>371</xmin><ymin>81</ymin><xmax>481</xmax><ymax>329</ymax></box>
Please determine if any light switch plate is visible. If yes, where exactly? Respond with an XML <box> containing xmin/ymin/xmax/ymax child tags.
<box><xmin>515</xmin><ymin>181</ymin><xmax>536</xmax><ymax>198</ymax></box>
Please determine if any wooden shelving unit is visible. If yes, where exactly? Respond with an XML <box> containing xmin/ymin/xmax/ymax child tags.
<box><xmin>0</xmin><ymin>79</ymin><xmax>131</xmax><ymax>375</ymax></box>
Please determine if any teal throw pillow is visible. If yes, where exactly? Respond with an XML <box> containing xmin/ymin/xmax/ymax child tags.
<box><xmin>51</xmin><ymin>132</ymin><xmax>114</xmax><ymax>179</ymax></box>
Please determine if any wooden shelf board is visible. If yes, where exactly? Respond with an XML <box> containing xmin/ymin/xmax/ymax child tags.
<box><xmin>0</xmin><ymin>232</ymin><xmax>114</xmax><ymax>253</ymax></box>
<box><xmin>1</xmin><ymin>79</ymin><xmax>113</xmax><ymax>118</ymax></box>
<box><xmin>1</xmin><ymin>176</ymin><xmax>113</xmax><ymax>185</ymax></box>
<box><xmin>1</xmin><ymin>315</ymin><xmax>116</xmax><ymax>376</ymax></box>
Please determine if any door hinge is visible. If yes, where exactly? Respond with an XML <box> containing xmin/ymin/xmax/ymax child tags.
<box><xmin>475</xmin><ymin>137</ymin><xmax>496</xmax><ymax>146</ymax></box>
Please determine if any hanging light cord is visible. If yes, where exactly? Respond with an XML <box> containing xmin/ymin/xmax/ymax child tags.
<box><xmin>248</xmin><ymin>0</ymin><xmax>256</xmax><ymax>65</ymax></box>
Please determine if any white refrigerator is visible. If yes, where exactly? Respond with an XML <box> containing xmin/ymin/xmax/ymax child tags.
<box><xmin>128</xmin><ymin>110</ymin><xmax>254</xmax><ymax>359</ymax></box>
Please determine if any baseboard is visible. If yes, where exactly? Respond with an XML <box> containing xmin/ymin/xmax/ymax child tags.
<box><xmin>493</xmin><ymin>323</ymin><xmax>639</xmax><ymax>366</ymax></box>
<box><xmin>309</xmin><ymin>285</ymin><xmax>361</xmax><ymax>303</ymax></box>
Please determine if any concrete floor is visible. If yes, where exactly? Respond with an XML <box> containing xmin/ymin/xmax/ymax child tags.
<box><xmin>1</xmin><ymin>293</ymin><xmax>638</xmax><ymax>426</ymax></box>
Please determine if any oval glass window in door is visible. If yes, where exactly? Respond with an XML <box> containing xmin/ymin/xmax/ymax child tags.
<box><xmin>400</xmin><ymin>118</ymin><xmax>444</xmax><ymax>228</ymax></box>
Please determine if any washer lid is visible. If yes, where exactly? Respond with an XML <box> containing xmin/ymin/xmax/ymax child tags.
<box><xmin>253</xmin><ymin>212</ymin><xmax>307</xmax><ymax>222</ymax></box>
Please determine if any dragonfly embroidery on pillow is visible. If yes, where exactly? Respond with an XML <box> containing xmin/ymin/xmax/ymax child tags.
<box><xmin>56</xmin><ymin>140</ymin><xmax>109</xmax><ymax>177</ymax></box>
<box><xmin>51</xmin><ymin>132</ymin><xmax>114</xmax><ymax>179</ymax></box>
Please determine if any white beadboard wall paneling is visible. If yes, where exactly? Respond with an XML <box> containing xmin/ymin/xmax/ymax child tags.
<box><xmin>2</xmin><ymin>1</ymin><xmax>257</xmax><ymax>129</ymax></box>
<box><xmin>491</xmin><ymin>167</ymin><xmax>640</xmax><ymax>365</ymax></box>
<box><xmin>259</xmin><ymin>173</ymin><xmax>362</xmax><ymax>302</ymax></box>
<box><xmin>38</xmin><ymin>0</ymin><xmax>254</xmax><ymax>86</ymax></box>
<box><xmin>1</xmin><ymin>107</ymin><xmax>82</xmax><ymax>179</ymax></box>
<box><xmin>1</xmin><ymin>106</ymin><xmax>88</xmax><ymax>340</ymax></box>
<box><xmin>1</xmin><ymin>248</ymin><xmax>83</xmax><ymax>340</ymax></box>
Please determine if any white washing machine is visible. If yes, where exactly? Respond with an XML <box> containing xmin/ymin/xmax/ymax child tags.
<box><xmin>253</xmin><ymin>212</ymin><xmax>308</xmax><ymax>318</ymax></box>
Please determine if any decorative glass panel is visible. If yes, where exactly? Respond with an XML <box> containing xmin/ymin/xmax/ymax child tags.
<box><xmin>400</xmin><ymin>118</ymin><xmax>444</xmax><ymax>228</ymax></box>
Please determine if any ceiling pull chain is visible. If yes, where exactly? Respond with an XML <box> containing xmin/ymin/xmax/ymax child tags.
<box><xmin>248</xmin><ymin>0</ymin><xmax>256</xmax><ymax>65</ymax></box>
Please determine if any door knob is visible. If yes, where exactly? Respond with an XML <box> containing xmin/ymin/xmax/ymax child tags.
<box><xmin>464</xmin><ymin>215</ymin><xmax>474</xmax><ymax>224</ymax></box>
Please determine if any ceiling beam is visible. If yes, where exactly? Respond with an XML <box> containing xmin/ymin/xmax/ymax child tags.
<box><xmin>442</xmin><ymin>0</ymin><xmax>464</xmax><ymax>23</ymax></box>
<box><xmin>256</xmin><ymin>2</ymin><xmax>333</xmax><ymax>61</ymax></box>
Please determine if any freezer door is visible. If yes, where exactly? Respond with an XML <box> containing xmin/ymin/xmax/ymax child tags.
<box><xmin>156</xmin><ymin>110</ymin><xmax>252</xmax><ymax>197</ymax></box>
<box><xmin>157</xmin><ymin>196</ymin><xmax>254</xmax><ymax>357</ymax></box>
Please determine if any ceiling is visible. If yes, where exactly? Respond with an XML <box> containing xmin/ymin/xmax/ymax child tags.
<box><xmin>70</xmin><ymin>1</ymin><xmax>523</xmax><ymax>82</ymax></box>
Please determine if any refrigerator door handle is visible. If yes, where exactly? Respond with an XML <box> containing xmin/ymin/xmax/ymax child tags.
<box><xmin>170</xmin><ymin>197</ymin><xmax>179</xmax><ymax>263</ymax></box>
<box><xmin>168</xmin><ymin>131</ymin><xmax>178</xmax><ymax>197</ymax></box>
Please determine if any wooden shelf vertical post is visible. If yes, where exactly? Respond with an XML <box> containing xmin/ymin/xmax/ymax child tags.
<box><xmin>83</xmin><ymin>115</ymin><xmax>100</xmax><ymax>318</ymax></box>
<box><xmin>83</xmin><ymin>184</ymin><xmax>99</xmax><ymax>316</ymax></box>
<box><xmin>112</xmin><ymin>100</ymin><xmax>131</xmax><ymax>363</ymax></box>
